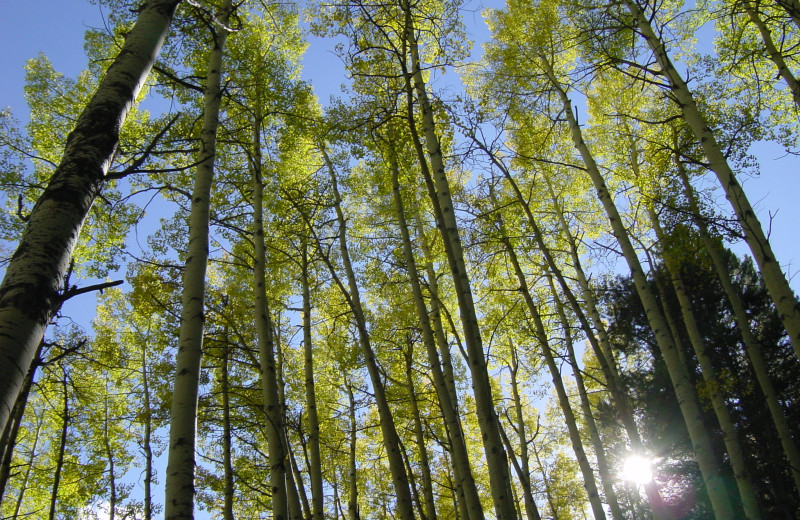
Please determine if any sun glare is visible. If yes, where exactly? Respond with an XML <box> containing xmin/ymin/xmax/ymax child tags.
<box><xmin>621</xmin><ymin>455</ymin><xmax>653</xmax><ymax>485</ymax></box>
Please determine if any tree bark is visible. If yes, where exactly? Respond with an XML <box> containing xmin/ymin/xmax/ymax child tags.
<box><xmin>403</xmin><ymin>340</ymin><xmax>438</xmax><ymax>520</ymax></box>
<box><xmin>678</xmin><ymin>162</ymin><xmax>800</xmax><ymax>496</ymax></box>
<box><xmin>322</xmin><ymin>147</ymin><xmax>415</xmax><ymax>520</ymax></box>
<box><xmin>301</xmin><ymin>241</ymin><xmax>325</xmax><ymax>520</ymax></box>
<box><xmin>495</xmin><ymin>215</ymin><xmax>607</xmax><ymax>520</ymax></box>
<box><xmin>389</xmin><ymin>146</ymin><xmax>484</xmax><ymax>520</ymax></box>
<box><xmin>547</xmin><ymin>275</ymin><xmax>624</xmax><ymax>520</ymax></box>
<box><xmin>164</xmin><ymin>2</ymin><xmax>231</xmax><ymax>517</ymax></box>
<box><xmin>0</xmin><ymin>0</ymin><xmax>182</xmax><ymax>440</ymax></box>
<box><xmin>646</xmin><ymin>202</ymin><xmax>762</xmax><ymax>520</ymax></box>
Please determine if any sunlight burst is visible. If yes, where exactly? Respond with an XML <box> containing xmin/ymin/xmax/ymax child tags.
<box><xmin>621</xmin><ymin>455</ymin><xmax>653</xmax><ymax>485</ymax></box>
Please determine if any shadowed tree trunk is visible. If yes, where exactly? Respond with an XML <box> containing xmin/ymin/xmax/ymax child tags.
<box><xmin>0</xmin><ymin>0</ymin><xmax>182</xmax><ymax>440</ymax></box>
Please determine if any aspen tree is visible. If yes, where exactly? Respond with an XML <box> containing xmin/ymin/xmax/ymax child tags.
<box><xmin>165</xmin><ymin>1</ymin><xmax>233</xmax><ymax>517</ymax></box>
<box><xmin>399</xmin><ymin>6</ymin><xmax>517</xmax><ymax>516</ymax></box>
<box><xmin>677</xmin><ymin>161</ymin><xmax>800</xmax><ymax>496</ymax></box>
<box><xmin>493</xmin><ymin>210</ymin><xmax>607</xmax><ymax>520</ymax></box>
<box><xmin>0</xmin><ymin>0</ymin><xmax>182</xmax><ymax>439</ymax></box>
<box><xmin>320</xmin><ymin>147</ymin><xmax>416</xmax><ymax>520</ymax></box>
<box><xmin>386</xmin><ymin>136</ymin><xmax>484</xmax><ymax>520</ymax></box>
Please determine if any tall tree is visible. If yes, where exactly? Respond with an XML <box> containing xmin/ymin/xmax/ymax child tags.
<box><xmin>0</xmin><ymin>0</ymin><xmax>182</xmax><ymax>439</ymax></box>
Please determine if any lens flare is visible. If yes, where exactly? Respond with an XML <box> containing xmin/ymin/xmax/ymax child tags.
<box><xmin>621</xmin><ymin>455</ymin><xmax>653</xmax><ymax>484</ymax></box>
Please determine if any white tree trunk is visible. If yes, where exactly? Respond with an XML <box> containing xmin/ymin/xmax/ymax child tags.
<box><xmin>541</xmin><ymin>55</ymin><xmax>736</xmax><ymax>519</ymax></box>
<box><xmin>164</xmin><ymin>2</ymin><xmax>231</xmax><ymax>517</ymax></box>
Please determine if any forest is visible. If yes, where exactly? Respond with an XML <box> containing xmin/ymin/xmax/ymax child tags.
<box><xmin>0</xmin><ymin>0</ymin><xmax>799</xmax><ymax>518</ymax></box>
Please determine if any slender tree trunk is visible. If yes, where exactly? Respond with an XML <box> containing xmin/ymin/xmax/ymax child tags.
<box><xmin>164</xmin><ymin>3</ymin><xmax>231</xmax><ymax>517</ymax></box>
<box><xmin>743</xmin><ymin>0</ymin><xmax>800</xmax><ymax>108</ymax></box>
<box><xmin>678</xmin><ymin>163</ymin><xmax>800</xmax><ymax>495</ymax></box>
<box><xmin>389</xmin><ymin>147</ymin><xmax>484</xmax><ymax>520</ymax></box>
<box><xmin>10</xmin><ymin>414</ymin><xmax>41</xmax><ymax>518</ymax></box>
<box><xmin>504</xmin><ymin>348</ymin><xmax>542</xmax><ymax>520</ymax></box>
<box><xmin>0</xmin><ymin>339</ymin><xmax>43</xmax><ymax>501</ymax></box>
<box><xmin>252</xmin><ymin>121</ymin><xmax>289</xmax><ymax>520</ymax></box>
<box><xmin>540</xmin><ymin>53</ymin><xmax>736</xmax><ymax>519</ymax></box>
<box><xmin>346</xmin><ymin>383</ymin><xmax>361</xmax><ymax>520</ymax></box>
<box><xmin>402</xmin><ymin>442</ymin><xmax>426</xmax><ymax>520</ymax></box>
<box><xmin>403</xmin><ymin>340</ymin><xmax>438</xmax><ymax>520</ymax></box>
<box><xmin>547</xmin><ymin>276</ymin><xmax>624</xmax><ymax>520</ymax></box>
<box><xmin>275</xmin><ymin>329</ymin><xmax>305</xmax><ymax>520</ymax></box>
<box><xmin>321</xmin><ymin>148</ymin><xmax>415</xmax><ymax>520</ymax></box>
<box><xmin>287</xmin><ymin>434</ymin><xmax>312</xmax><ymax>520</ymax></box>
<box><xmin>475</xmin><ymin>133</ymin><xmax>670</xmax><ymax>519</ymax></box>
<box><xmin>104</xmin><ymin>389</ymin><xmax>117</xmax><ymax>520</ymax></box>
<box><xmin>495</xmin><ymin>216</ymin><xmax>607</xmax><ymax>520</ymax></box>
<box><xmin>0</xmin><ymin>0</ymin><xmax>181</xmax><ymax>440</ymax></box>
<box><xmin>623</xmin><ymin>0</ymin><xmax>800</xmax><ymax>360</ymax></box>
<box><xmin>141</xmin><ymin>341</ymin><xmax>154</xmax><ymax>520</ymax></box>
<box><xmin>532</xmin><ymin>443</ymin><xmax>560</xmax><ymax>520</ymax></box>
<box><xmin>301</xmin><ymin>241</ymin><xmax>325</xmax><ymax>520</ymax></box>
<box><xmin>49</xmin><ymin>370</ymin><xmax>70</xmax><ymax>520</ymax></box>
<box><xmin>544</xmin><ymin>178</ymin><xmax>670</xmax><ymax>519</ymax></box>
<box><xmin>400</xmin><ymin>9</ymin><xmax>516</xmax><ymax>518</ymax></box>
<box><xmin>221</xmin><ymin>330</ymin><xmax>235</xmax><ymax>520</ymax></box>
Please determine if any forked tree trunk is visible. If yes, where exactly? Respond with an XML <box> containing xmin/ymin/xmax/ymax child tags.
<box><xmin>539</xmin><ymin>55</ymin><xmax>736</xmax><ymax>519</ymax></box>
<box><xmin>164</xmin><ymin>2</ymin><xmax>232</xmax><ymax>517</ymax></box>
<box><xmin>400</xmin><ymin>7</ymin><xmax>516</xmax><ymax>517</ymax></box>
<box><xmin>504</xmin><ymin>348</ymin><xmax>542</xmax><ymax>520</ymax></box>
<box><xmin>389</xmin><ymin>147</ymin><xmax>484</xmax><ymax>520</ymax></box>
<box><xmin>0</xmin><ymin>0</ymin><xmax>182</xmax><ymax>440</ymax></box>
